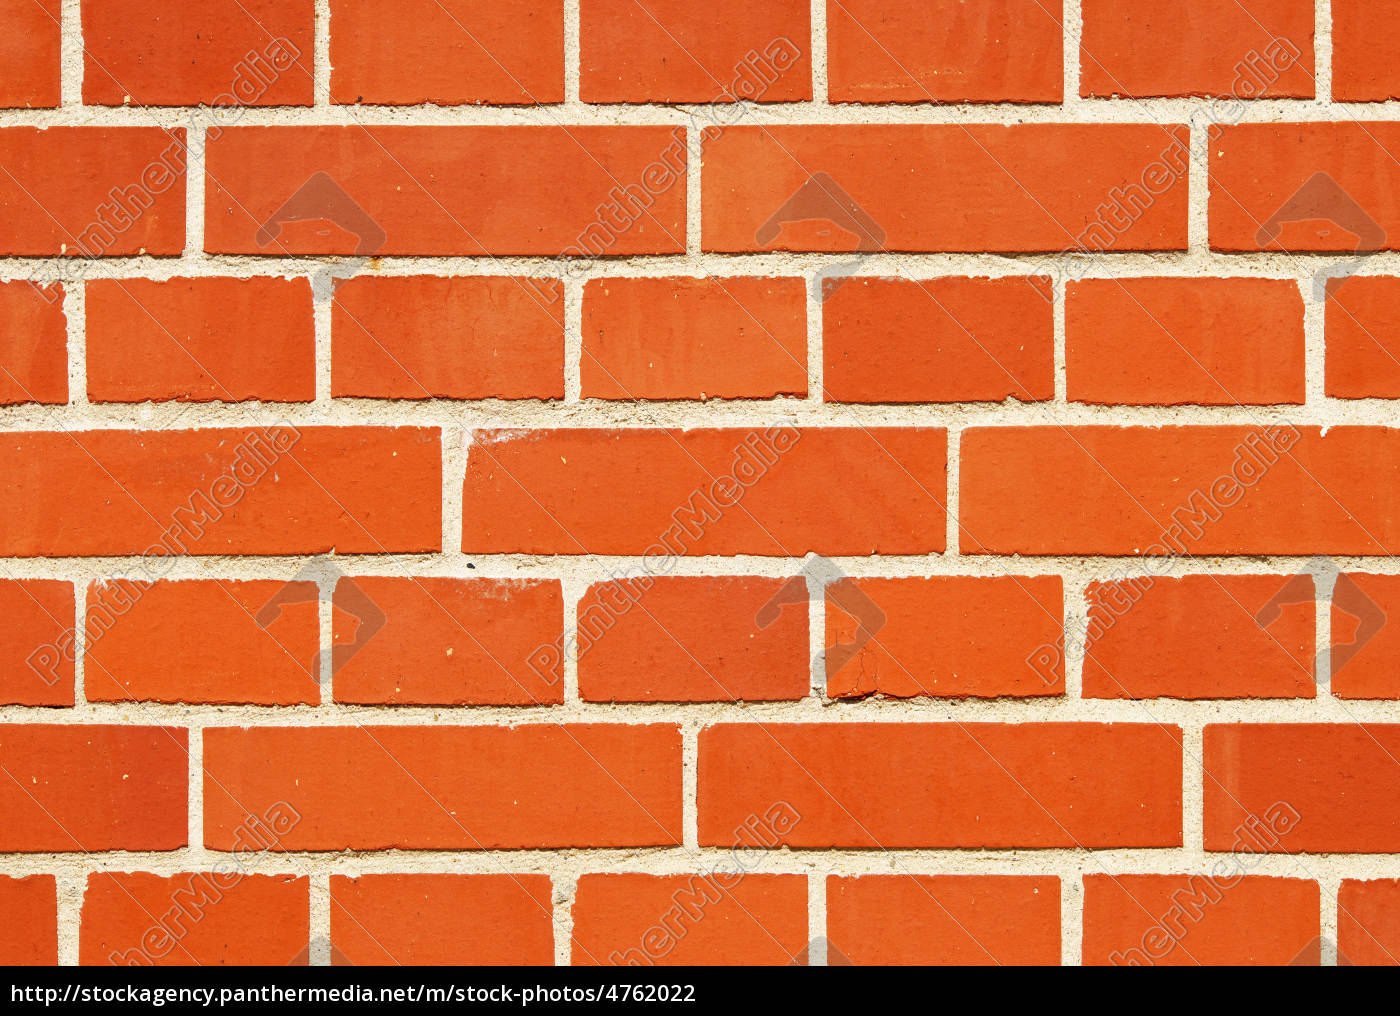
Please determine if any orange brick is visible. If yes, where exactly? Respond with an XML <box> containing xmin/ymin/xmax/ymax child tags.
<box><xmin>1066</xmin><ymin>278</ymin><xmax>1305</xmax><ymax>405</ymax></box>
<box><xmin>0</xmin><ymin>0</ymin><xmax>60</xmax><ymax>108</ymax></box>
<box><xmin>1332</xmin><ymin>0</ymin><xmax>1400</xmax><ymax>101</ymax></box>
<box><xmin>1330</xmin><ymin>573</ymin><xmax>1400</xmax><ymax>699</ymax></box>
<box><xmin>204</xmin><ymin>725</ymin><xmax>681</xmax><ymax>850</ymax></box>
<box><xmin>571</xmin><ymin>873</ymin><xmax>808</xmax><ymax>965</ymax></box>
<box><xmin>579</xmin><ymin>0</ymin><xmax>810</xmax><ymax>103</ymax></box>
<box><xmin>330</xmin><ymin>0</ymin><xmax>564</xmax><ymax>105</ymax></box>
<box><xmin>1083</xmin><ymin>574</ymin><xmax>1315</xmax><ymax>699</ymax></box>
<box><xmin>332</xmin><ymin>874</ymin><xmax>554</xmax><ymax>965</ymax></box>
<box><xmin>332</xmin><ymin>577</ymin><xmax>565</xmax><ymax>706</ymax></box>
<box><xmin>699</xmin><ymin>723</ymin><xmax>1182</xmax><ymax>848</ymax></box>
<box><xmin>577</xmin><ymin>576</ymin><xmax>809</xmax><ymax>703</ymax></box>
<box><xmin>1083</xmin><ymin>875</ymin><xmax>1318</xmax><ymax>966</ymax></box>
<box><xmin>86</xmin><ymin>278</ymin><xmax>315</xmax><ymax>404</ymax></box>
<box><xmin>0</xmin><ymin>579</ymin><xmax>75</xmax><ymax>707</ymax></box>
<box><xmin>332</xmin><ymin>276</ymin><xmax>564</xmax><ymax>400</ymax></box>
<box><xmin>0</xmin><ymin>282</ymin><xmax>65</xmax><ymax>405</ymax></box>
<box><xmin>825</xmin><ymin>576</ymin><xmax>1065</xmax><ymax>699</ymax></box>
<box><xmin>1325</xmin><ymin>276</ymin><xmax>1400</xmax><ymax>399</ymax></box>
<box><xmin>827</xmin><ymin>875</ymin><xmax>1061</xmax><ymax>965</ymax></box>
<box><xmin>828</xmin><ymin>0</ymin><xmax>1063</xmax><ymax>103</ymax></box>
<box><xmin>823</xmin><ymin>277</ymin><xmax>1053</xmax><ymax>403</ymax></box>
<box><xmin>1339</xmin><ymin>879</ymin><xmax>1400</xmax><ymax>965</ymax></box>
<box><xmin>84</xmin><ymin>580</ymin><xmax>319</xmax><ymax>705</ymax></box>
<box><xmin>581</xmin><ymin>277</ymin><xmax>806</xmax><ymax>400</ymax></box>
<box><xmin>0</xmin><ymin>876</ymin><xmax>57</xmax><ymax>965</ymax></box>
<box><xmin>0</xmin><ymin>725</ymin><xmax>187</xmax><ymax>851</ymax></box>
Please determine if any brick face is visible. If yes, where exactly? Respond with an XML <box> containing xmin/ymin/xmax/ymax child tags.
<box><xmin>3</xmin><ymin>2</ymin><xmax>1399</xmax><ymax>969</ymax></box>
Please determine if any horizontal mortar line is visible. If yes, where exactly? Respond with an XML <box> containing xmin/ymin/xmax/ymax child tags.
<box><xmin>7</xmin><ymin>699</ymin><xmax>1400</xmax><ymax>725</ymax></box>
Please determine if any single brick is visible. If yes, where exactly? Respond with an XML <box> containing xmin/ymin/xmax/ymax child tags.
<box><xmin>332</xmin><ymin>577</ymin><xmax>565</xmax><ymax>706</ymax></box>
<box><xmin>825</xmin><ymin>575</ymin><xmax>1065</xmax><ymax>699</ymax></box>
<box><xmin>823</xmin><ymin>276</ymin><xmax>1053</xmax><ymax>403</ymax></box>
<box><xmin>703</xmin><ymin>124</ymin><xmax>1189</xmax><ymax>253</ymax></box>
<box><xmin>1330</xmin><ymin>573</ymin><xmax>1400</xmax><ymax>699</ymax></box>
<box><xmin>698</xmin><ymin>723</ymin><xmax>1182</xmax><ymax>848</ymax></box>
<box><xmin>206</xmin><ymin>126</ymin><xmax>686</xmax><ymax>256</ymax></box>
<box><xmin>1211</xmin><ymin>124</ymin><xmax>1400</xmax><ymax>252</ymax></box>
<box><xmin>82</xmin><ymin>0</ymin><xmax>313</xmax><ymax>106</ymax></box>
<box><xmin>827</xmin><ymin>875</ymin><xmax>1061</xmax><ymax>965</ymax></box>
<box><xmin>84</xmin><ymin>579</ymin><xmax>320</xmax><ymax>706</ymax></box>
<box><xmin>571</xmin><ymin>873</ymin><xmax>808</xmax><ymax>966</ymax></box>
<box><xmin>1066</xmin><ymin>278</ymin><xmax>1305</xmax><ymax>405</ymax></box>
<box><xmin>579</xmin><ymin>0</ymin><xmax>810</xmax><ymax>103</ymax></box>
<box><xmin>1080</xmin><ymin>0</ymin><xmax>1314</xmax><ymax>98</ymax></box>
<box><xmin>331</xmin><ymin>874</ymin><xmax>554</xmax><ymax>966</ymax></box>
<box><xmin>0</xmin><ymin>281</ymin><xmax>65</xmax><ymax>405</ymax></box>
<box><xmin>960</xmin><ymin>425</ymin><xmax>1400</xmax><ymax>556</ymax></box>
<box><xmin>1204</xmin><ymin>724</ymin><xmax>1400</xmax><ymax>853</ymax></box>
<box><xmin>0</xmin><ymin>426</ymin><xmax>440</xmax><ymax>557</ymax></box>
<box><xmin>0</xmin><ymin>725</ymin><xmax>187</xmax><ymax>851</ymax></box>
<box><xmin>332</xmin><ymin>276</ymin><xmax>564</xmax><ymax>400</ymax></box>
<box><xmin>827</xmin><ymin>0</ymin><xmax>1063</xmax><ymax>103</ymax></box>
<box><xmin>203</xmin><ymin>725</ymin><xmax>681</xmax><ymax>850</ymax></box>
<box><xmin>1082</xmin><ymin>875</ymin><xmax>1319</xmax><ymax>966</ymax></box>
<box><xmin>0</xmin><ymin>876</ymin><xmax>57</xmax><ymax>965</ymax></box>
<box><xmin>83</xmin><ymin>873</ymin><xmax>308</xmax><ymax>966</ymax></box>
<box><xmin>581</xmin><ymin>277</ymin><xmax>807</xmax><ymax>401</ymax></box>
<box><xmin>462</xmin><ymin>427</ymin><xmax>946</xmax><ymax>556</ymax></box>
<box><xmin>330</xmin><ymin>0</ymin><xmax>564</xmax><ymax>106</ymax></box>
<box><xmin>86</xmin><ymin>277</ymin><xmax>315</xmax><ymax>404</ymax></box>
<box><xmin>1325</xmin><ymin>276</ymin><xmax>1400</xmax><ymax>399</ymax></box>
<box><xmin>1339</xmin><ymin>879</ymin><xmax>1400</xmax><ymax>966</ymax></box>
<box><xmin>1332</xmin><ymin>0</ymin><xmax>1400</xmax><ymax>101</ymax></box>
<box><xmin>0</xmin><ymin>127</ymin><xmax>186</xmax><ymax>256</ymax></box>
<box><xmin>577</xmin><ymin>576</ymin><xmax>809</xmax><ymax>703</ymax></box>
<box><xmin>1082</xmin><ymin>574</ymin><xmax>1315</xmax><ymax>699</ymax></box>
<box><xmin>0</xmin><ymin>579</ymin><xmax>75</xmax><ymax>707</ymax></box>
<box><xmin>0</xmin><ymin>0</ymin><xmax>60</xmax><ymax>107</ymax></box>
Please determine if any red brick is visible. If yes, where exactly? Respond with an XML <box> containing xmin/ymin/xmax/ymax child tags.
<box><xmin>0</xmin><ymin>128</ymin><xmax>186</xmax><ymax>256</ymax></box>
<box><xmin>331</xmin><ymin>874</ymin><xmax>554</xmax><ymax>966</ymax></box>
<box><xmin>828</xmin><ymin>0</ymin><xmax>1063</xmax><ymax>103</ymax></box>
<box><xmin>0</xmin><ymin>579</ymin><xmax>74</xmax><ymax>707</ymax></box>
<box><xmin>0</xmin><ymin>876</ymin><xmax>56</xmax><ymax>965</ymax></box>
<box><xmin>1211</xmin><ymin>124</ymin><xmax>1400</xmax><ymax>252</ymax></box>
<box><xmin>960</xmin><ymin>425</ymin><xmax>1400</xmax><ymax>556</ymax></box>
<box><xmin>581</xmin><ymin>277</ymin><xmax>806</xmax><ymax>400</ymax></box>
<box><xmin>332</xmin><ymin>276</ymin><xmax>564</xmax><ymax>400</ymax></box>
<box><xmin>1066</xmin><ymin>278</ymin><xmax>1305</xmax><ymax>405</ymax></box>
<box><xmin>82</xmin><ymin>0</ymin><xmax>313</xmax><ymax>106</ymax></box>
<box><xmin>86</xmin><ymin>277</ymin><xmax>315</xmax><ymax>404</ymax></box>
<box><xmin>571</xmin><ymin>873</ymin><xmax>808</xmax><ymax>966</ymax></box>
<box><xmin>1080</xmin><ymin>0</ymin><xmax>1314</xmax><ymax>98</ymax></box>
<box><xmin>823</xmin><ymin>276</ymin><xmax>1053</xmax><ymax>403</ymax></box>
<box><xmin>1082</xmin><ymin>875</ymin><xmax>1318</xmax><ymax>966</ymax></box>
<box><xmin>698</xmin><ymin>723</ymin><xmax>1182</xmax><ymax>848</ymax></box>
<box><xmin>1083</xmin><ymin>574</ymin><xmax>1315</xmax><ymax>700</ymax></box>
<box><xmin>203</xmin><ymin>725</ymin><xmax>681</xmax><ymax>850</ymax></box>
<box><xmin>1325</xmin><ymin>276</ymin><xmax>1400</xmax><ymax>399</ymax></box>
<box><xmin>0</xmin><ymin>426</ymin><xmax>440</xmax><ymax>557</ymax></box>
<box><xmin>703</xmin><ymin>124</ymin><xmax>1189</xmax><ymax>253</ymax></box>
<box><xmin>577</xmin><ymin>576</ymin><xmax>808</xmax><ymax>703</ymax></box>
<box><xmin>463</xmin><ymin>427</ymin><xmax>946</xmax><ymax>556</ymax></box>
<box><xmin>84</xmin><ymin>580</ymin><xmax>319</xmax><ymax>706</ymax></box>
<box><xmin>825</xmin><ymin>576</ymin><xmax>1064</xmax><ymax>699</ymax></box>
<box><xmin>332</xmin><ymin>577</ymin><xmax>565</xmax><ymax>706</ymax></box>
<box><xmin>1204</xmin><ymin>724</ymin><xmax>1400</xmax><ymax>853</ymax></box>
<box><xmin>0</xmin><ymin>0</ymin><xmax>59</xmax><ymax>107</ymax></box>
<box><xmin>0</xmin><ymin>725</ymin><xmax>186</xmax><ymax>851</ymax></box>
<box><xmin>1331</xmin><ymin>573</ymin><xmax>1400</xmax><ymax>699</ymax></box>
<box><xmin>206</xmin><ymin>126</ymin><xmax>686</xmax><ymax>256</ymax></box>
<box><xmin>0</xmin><ymin>281</ymin><xmax>65</xmax><ymax>405</ymax></box>
<box><xmin>1339</xmin><ymin>879</ymin><xmax>1400</xmax><ymax>965</ymax></box>
<box><xmin>1332</xmin><ymin>0</ymin><xmax>1400</xmax><ymax>101</ymax></box>
<box><xmin>330</xmin><ymin>0</ymin><xmax>563</xmax><ymax>106</ymax></box>
<box><xmin>579</xmin><ymin>0</ymin><xmax>810</xmax><ymax>103</ymax></box>
<box><xmin>82</xmin><ymin>873</ymin><xmax>307</xmax><ymax>967</ymax></box>
<box><xmin>827</xmin><ymin>875</ymin><xmax>1060</xmax><ymax>965</ymax></box>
